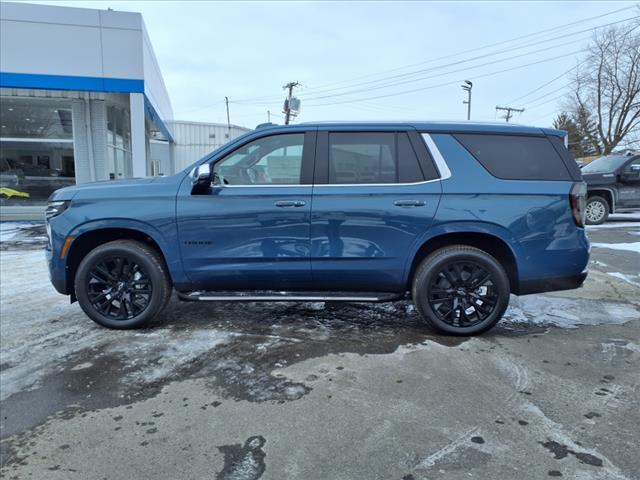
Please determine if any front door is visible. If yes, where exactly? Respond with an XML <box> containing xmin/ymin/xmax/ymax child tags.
<box><xmin>310</xmin><ymin>129</ymin><xmax>442</xmax><ymax>292</ymax></box>
<box><xmin>618</xmin><ymin>158</ymin><xmax>640</xmax><ymax>208</ymax></box>
<box><xmin>177</xmin><ymin>131</ymin><xmax>316</xmax><ymax>291</ymax></box>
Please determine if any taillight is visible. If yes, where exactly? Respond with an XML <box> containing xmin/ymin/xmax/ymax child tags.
<box><xmin>570</xmin><ymin>182</ymin><xmax>587</xmax><ymax>227</ymax></box>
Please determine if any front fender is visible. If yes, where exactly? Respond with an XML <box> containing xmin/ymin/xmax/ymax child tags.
<box><xmin>65</xmin><ymin>218</ymin><xmax>187</xmax><ymax>285</ymax></box>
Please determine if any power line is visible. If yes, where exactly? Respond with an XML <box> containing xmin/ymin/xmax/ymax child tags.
<box><xmin>525</xmin><ymin>92</ymin><xmax>569</xmax><ymax>111</ymax></box>
<box><xmin>520</xmin><ymin>81</ymin><xmax>577</xmax><ymax>107</ymax></box>
<box><xmin>496</xmin><ymin>106</ymin><xmax>525</xmax><ymax>122</ymax></box>
<box><xmin>296</xmin><ymin>16</ymin><xmax>633</xmax><ymax>100</ymax></box>
<box><xmin>229</xmin><ymin>7</ymin><xmax>637</xmax><ymax>104</ymax></box>
<box><xmin>297</xmin><ymin>37</ymin><xmax>589</xmax><ymax>103</ymax></box>
<box><xmin>303</xmin><ymin>49</ymin><xmax>584</xmax><ymax>107</ymax></box>
<box><xmin>301</xmin><ymin>5</ymin><xmax>636</xmax><ymax>93</ymax></box>
<box><xmin>505</xmin><ymin>64</ymin><xmax>579</xmax><ymax>104</ymax></box>
<box><xmin>234</xmin><ymin>14</ymin><xmax>635</xmax><ymax>108</ymax></box>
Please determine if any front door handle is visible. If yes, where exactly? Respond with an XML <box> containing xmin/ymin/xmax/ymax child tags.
<box><xmin>394</xmin><ymin>200</ymin><xmax>426</xmax><ymax>207</ymax></box>
<box><xmin>275</xmin><ymin>200</ymin><xmax>306</xmax><ymax>208</ymax></box>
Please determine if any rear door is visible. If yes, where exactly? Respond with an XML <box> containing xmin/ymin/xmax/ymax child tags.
<box><xmin>176</xmin><ymin>130</ymin><xmax>316</xmax><ymax>291</ymax></box>
<box><xmin>310</xmin><ymin>128</ymin><xmax>442</xmax><ymax>292</ymax></box>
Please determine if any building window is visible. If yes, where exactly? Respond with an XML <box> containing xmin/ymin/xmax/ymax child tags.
<box><xmin>107</xmin><ymin>105</ymin><xmax>132</xmax><ymax>180</ymax></box>
<box><xmin>1</xmin><ymin>97</ymin><xmax>75</xmax><ymax>205</ymax></box>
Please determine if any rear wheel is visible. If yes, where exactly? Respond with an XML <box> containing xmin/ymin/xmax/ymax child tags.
<box><xmin>412</xmin><ymin>245</ymin><xmax>510</xmax><ymax>335</ymax></box>
<box><xmin>585</xmin><ymin>196</ymin><xmax>609</xmax><ymax>225</ymax></box>
<box><xmin>75</xmin><ymin>240</ymin><xmax>172</xmax><ymax>329</ymax></box>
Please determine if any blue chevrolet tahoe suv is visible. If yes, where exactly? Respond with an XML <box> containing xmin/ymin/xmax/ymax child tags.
<box><xmin>45</xmin><ymin>122</ymin><xmax>589</xmax><ymax>335</ymax></box>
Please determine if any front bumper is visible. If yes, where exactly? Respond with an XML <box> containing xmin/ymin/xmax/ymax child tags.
<box><xmin>46</xmin><ymin>245</ymin><xmax>68</xmax><ymax>295</ymax></box>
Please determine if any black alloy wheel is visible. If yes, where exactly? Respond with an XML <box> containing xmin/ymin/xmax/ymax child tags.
<box><xmin>412</xmin><ymin>245</ymin><xmax>510</xmax><ymax>335</ymax></box>
<box><xmin>75</xmin><ymin>240</ymin><xmax>172</xmax><ymax>329</ymax></box>
<box><xmin>86</xmin><ymin>256</ymin><xmax>152</xmax><ymax>320</ymax></box>
<box><xmin>427</xmin><ymin>260</ymin><xmax>499</xmax><ymax>328</ymax></box>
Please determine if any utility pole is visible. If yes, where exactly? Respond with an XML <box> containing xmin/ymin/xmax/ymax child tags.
<box><xmin>461</xmin><ymin>80</ymin><xmax>472</xmax><ymax>120</ymax></box>
<box><xmin>496</xmin><ymin>105</ymin><xmax>524</xmax><ymax>122</ymax></box>
<box><xmin>283</xmin><ymin>81</ymin><xmax>300</xmax><ymax>125</ymax></box>
<box><xmin>225</xmin><ymin>96</ymin><xmax>231</xmax><ymax>131</ymax></box>
<box><xmin>267</xmin><ymin>110</ymin><xmax>271</xmax><ymax>122</ymax></box>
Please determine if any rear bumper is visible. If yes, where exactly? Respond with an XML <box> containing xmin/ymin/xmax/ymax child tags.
<box><xmin>516</xmin><ymin>270</ymin><xmax>588</xmax><ymax>296</ymax></box>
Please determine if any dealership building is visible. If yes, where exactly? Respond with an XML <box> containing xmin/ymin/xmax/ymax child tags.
<box><xmin>0</xmin><ymin>2</ymin><xmax>249</xmax><ymax>210</ymax></box>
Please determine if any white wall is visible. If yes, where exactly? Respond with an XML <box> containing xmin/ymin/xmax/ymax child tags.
<box><xmin>170</xmin><ymin>121</ymin><xmax>251</xmax><ymax>171</ymax></box>
<box><xmin>0</xmin><ymin>2</ymin><xmax>143</xmax><ymax>80</ymax></box>
<box><xmin>142</xmin><ymin>23</ymin><xmax>173</xmax><ymax>130</ymax></box>
<box><xmin>0</xmin><ymin>2</ymin><xmax>173</xmax><ymax>132</ymax></box>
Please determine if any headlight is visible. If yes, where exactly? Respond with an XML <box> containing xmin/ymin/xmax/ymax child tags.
<box><xmin>45</xmin><ymin>200</ymin><xmax>70</xmax><ymax>220</ymax></box>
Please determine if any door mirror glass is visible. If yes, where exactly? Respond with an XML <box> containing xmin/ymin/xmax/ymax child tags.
<box><xmin>190</xmin><ymin>163</ymin><xmax>212</xmax><ymax>194</ymax></box>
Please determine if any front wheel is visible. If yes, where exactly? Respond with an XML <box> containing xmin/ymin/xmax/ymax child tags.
<box><xmin>585</xmin><ymin>196</ymin><xmax>609</xmax><ymax>225</ymax></box>
<box><xmin>74</xmin><ymin>240</ymin><xmax>172</xmax><ymax>329</ymax></box>
<box><xmin>412</xmin><ymin>246</ymin><xmax>510</xmax><ymax>335</ymax></box>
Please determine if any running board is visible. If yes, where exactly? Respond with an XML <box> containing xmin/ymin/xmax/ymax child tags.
<box><xmin>177</xmin><ymin>290</ymin><xmax>404</xmax><ymax>303</ymax></box>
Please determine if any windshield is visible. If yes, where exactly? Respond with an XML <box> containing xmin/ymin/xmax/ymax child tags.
<box><xmin>582</xmin><ymin>155</ymin><xmax>628</xmax><ymax>173</ymax></box>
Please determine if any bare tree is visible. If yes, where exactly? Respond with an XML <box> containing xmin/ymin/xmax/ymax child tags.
<box><xmin>568</xmin><ymin>18</ymin><xmax>640</xmax><ymax>154</ymax></box>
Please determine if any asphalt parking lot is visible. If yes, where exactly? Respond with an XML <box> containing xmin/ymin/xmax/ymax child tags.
<box><xmin>1</xmin><ymin>216</ymin><xmax>639</xmax><ymax>480</ymax></box>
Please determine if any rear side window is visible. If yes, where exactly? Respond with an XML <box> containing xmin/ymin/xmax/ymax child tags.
<box><xmin>328</xmin><ymin>132</ymin><xmax>425</xmax><ymax>184</ymax></box>
<box><xmin>453</xmin><ymin>133</ymin><xmax>572</xmax><ymax>181</ymax></box>
<box><xmin>547</xmin><ymin>135</ymin><xmax>582</xmax><ymax>181</ymax></box>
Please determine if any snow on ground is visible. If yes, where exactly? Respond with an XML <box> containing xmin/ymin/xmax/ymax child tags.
<box><xmin>0</xmin><ymin>222</ymin><xmax>24</xmax><ymax>241</ymax></box>
<box><xmin>503</xmin><ymin>295</ymin><xmax>639</xmax><ymax>329</ymax></box>
<box><xmin>608</xmin><ymin>212</ymin><xmax>640</xmax><ymax>220</ymax></box>
<box><xmin>587</xmin><ymin>222</ymin><xmax>640</xmax><ymax>230</ymax></box>
<box><xmin>0</xmin><ymin>249</ymin><xmax>232</xmax><ymax>401</ymax></box>
<box><xmin>591</xmin><ymin>242</ymin><xmax>640</xmax><ymax>253</ymax></box>
<box><xmin>607</xmin><ymin>272</ymin><xmax>640</xmax><ymax>288</ymax></box>
<box><xmin>0</xmin><ymin>221</ymin><xmax>47</xmax><ymax>244</ymax></box>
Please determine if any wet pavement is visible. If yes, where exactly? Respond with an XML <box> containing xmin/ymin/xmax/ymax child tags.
<box><xmin>0</xmin><ymin>216</ymin><xmax>639</xmax><ymax>479</ymax></box>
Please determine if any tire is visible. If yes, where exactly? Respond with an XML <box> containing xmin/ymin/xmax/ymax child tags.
<box><xmin>585</xmin><ymin>196</ymin><xmax>609</xmax><ymax>225</ymax></box>
<box><xmin>74</xmin><ymin>240</ymin><xmax>172</xmax><ymax>329</ymax></box>
<box><xmin>412</xmin><ymin>245</ymin><xmax>510</xmax><ymax>336</ymax></box>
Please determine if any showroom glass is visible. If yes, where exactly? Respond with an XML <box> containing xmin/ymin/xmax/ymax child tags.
<box><xmin>106</xmin><ymin>105</ymin><xmax>132</xmax><ymax>179</ymax></box>
<box><xmin>213</xmin><ymin>133</ymin><xmax>304</xmax><ymax>185</ymax></box>
<box><xmin>0</xmin><ymin>97</ymin><xmax>75</xmax><ymax>205</ymax></box>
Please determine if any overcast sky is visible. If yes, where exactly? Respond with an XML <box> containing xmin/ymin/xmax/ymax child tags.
<box><xmin>16</xmin><ymin>1</ymin><xmax>640</xmax><ymax>128</ymax></box>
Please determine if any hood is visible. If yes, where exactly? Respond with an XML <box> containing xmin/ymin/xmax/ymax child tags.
<box><xmin>49</xmin><ymin>177</ymin><xmax>157</xmax><ymax>201</ymax></box>
<box><xmin>581</xmin><ymin>172</ymin><xmax>617</xmax><ymax>186</ymax></box>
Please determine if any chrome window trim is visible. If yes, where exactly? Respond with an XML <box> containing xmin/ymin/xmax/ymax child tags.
<box><xmin>421</xmin><ymin>133</ymin><xmax>452</xmax><ymax>180</ymax></box>
<box><xmin>215</xmin><ymin>133</ymin><xmax>451</xmax><ymax>187</ymax></box>
<box><xmin>221</xmin><ymin>184</ymin><xmax>313</xmax><ymax>188</ymax></box>
<box><xmin>314</xmin><ymin>179</ymin><xmax>439</xmax><ymax>187</ymax></box>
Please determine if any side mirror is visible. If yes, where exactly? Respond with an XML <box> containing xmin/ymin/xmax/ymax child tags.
<box><xmin>190</xmin><ymin>163</ymin><xmax>212</xmax><ymax>194</ymax></box>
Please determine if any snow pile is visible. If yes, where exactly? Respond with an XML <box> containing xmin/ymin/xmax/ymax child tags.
<box><xmin>591</xmin><ymin>242</ymin><xmax>640</xmax><ymax>253</ymax></box>
<box><xmin>607</xmin><ymin>272</ymin><xmax>640</xmax><ymax>288</ymax></box>
<box><xmin>0</xmin><ymin>221</ymin><xmax>47</xmax><ymax>245</ymax></box>
<box><xmin>503</xmin><ymin>295</ymin><xmax>640</xmax><ymax>329</ymax></box>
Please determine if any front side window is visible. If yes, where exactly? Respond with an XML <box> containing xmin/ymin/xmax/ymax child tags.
<box><xmin>213</xmin><ymin>133</ymin><xmax>304</xmax><ymax>185</ymax></box>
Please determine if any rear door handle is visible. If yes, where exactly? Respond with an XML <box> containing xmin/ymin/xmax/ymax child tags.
<box><xmin>394</xmin><ymin>200</ymin><xmax>426</xmax><ymax>207</ymax></box>
<box><xmin>275</xmin><ymin>200</ymin><xmax>306</xmax><ymax>208</ymax></box>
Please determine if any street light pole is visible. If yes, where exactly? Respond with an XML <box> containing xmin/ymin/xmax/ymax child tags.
<box><xmin>461</xmin><ymin>80</ymin><xmax>472</xmax><ymax>120</ymax></box>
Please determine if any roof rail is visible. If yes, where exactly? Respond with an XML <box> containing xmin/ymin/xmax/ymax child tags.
<box><xmin>255</xmin><ymin>122</ymin><xmax>278</xmax><ymax>129</ymax></box>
